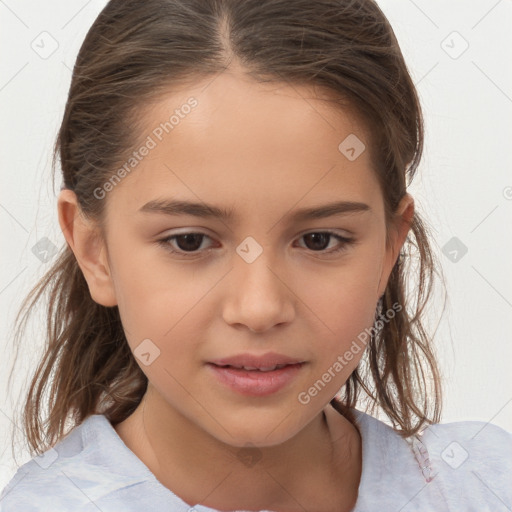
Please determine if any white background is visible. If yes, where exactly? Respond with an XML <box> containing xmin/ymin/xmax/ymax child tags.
<box><xmin>1</xmin><ymin>0</ymin><xmax>511</xmax><ymax>489</ymax></box>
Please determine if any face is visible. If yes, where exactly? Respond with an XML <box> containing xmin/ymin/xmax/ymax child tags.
<box><xmin>60</xmin><ymin>70</ymin><xmax>413</xmax><ymax>448</ymax></box>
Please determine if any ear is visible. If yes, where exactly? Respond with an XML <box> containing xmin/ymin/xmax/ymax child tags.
<box><xmin>376</xmin><ymin>192</ymin><xmax>415</xmax><ymax>299</ymax></box>
<box><xmin>57</xmin><ymin>189</ymin><xmax>118</xmax><ymax>307</ymax></box>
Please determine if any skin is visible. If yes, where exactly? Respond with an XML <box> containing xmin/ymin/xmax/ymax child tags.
<box><xmin>58</xmin><ymin>68</ymin><xmax>414</xmax><ymax>512</ymax></box>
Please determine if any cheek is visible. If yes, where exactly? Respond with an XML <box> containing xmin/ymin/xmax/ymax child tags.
<box><xmin>110</xmin><ymin>240</ymin><xmax>216</xmax><ymax>348</ymax></box>
<box><xmin>306</xmin><ymin>286</ymin><xmax>374</xmax><ymax>380</ymax></box>
<box><xmin>293</xmin><ymin>280</ymin><xmax>377</xmax><ymax>403</ymax></box>
<box><xmin>290</xmin><ymin>251</ymin><xmax>383</xmax><ymax>386</ymax></box>
<box><xmin>100</xmin><ymin>231</ymin><xmax>183</xmax><ymax>391</ymax></box>
<box><xmin>294</xmin><ymin>257</ymin><xmax>382</xmax><ymax>339</ymax></box>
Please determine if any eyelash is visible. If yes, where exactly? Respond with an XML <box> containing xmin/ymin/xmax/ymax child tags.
<box><xmin>156</xmin><ymin>230</ymin><xmax>355</xmax><ymax>257</ymax></box>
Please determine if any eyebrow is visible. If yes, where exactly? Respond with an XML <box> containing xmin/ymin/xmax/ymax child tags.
<box><xmin>139</xmin><ymin>198</ymin><xmax>371</xmax><ymax>222</ymax></box>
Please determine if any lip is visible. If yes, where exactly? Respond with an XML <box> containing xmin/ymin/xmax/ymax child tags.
<box><xmin>209</xmin><ymin>351</ymin><xmax>305</xmax><ymax>369</ymax></box>
<box><xmin>207</xmin><ymin>362</ymin><xmax>305</xmax><ymax>396</ymax></box>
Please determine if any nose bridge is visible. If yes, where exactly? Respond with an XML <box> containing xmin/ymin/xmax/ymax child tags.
<box><xmin>234</xmin><ymin>235</ymin><xmax>283</xmax><ymax>298</ymax></box>
<box><xmin>223</xmin><ymin>235</ymin><xmax>294</xmax><ymax>331</ymax></box>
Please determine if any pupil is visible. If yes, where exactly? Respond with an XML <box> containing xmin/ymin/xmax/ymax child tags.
<box><xmin>304</xmin><ymin>233</ymin><xmax>329</xmax><ymax>251</ymax></box>
<box><xmin>177</xmin><ymin>234</ymin><xmax>203</xmax><ymax>251</ymax></box>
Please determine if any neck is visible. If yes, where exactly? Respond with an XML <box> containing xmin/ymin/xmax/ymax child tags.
<box><xmin>114</xmin><ymin>386</ymin><xmax>362</xmax><ymax>512</ymax></box>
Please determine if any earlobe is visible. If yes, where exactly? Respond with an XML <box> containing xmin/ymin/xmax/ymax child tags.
<box><xmin>57</xmin><ymin>189</ymin><xmax>118</xmax><ymax>307</ymax></box>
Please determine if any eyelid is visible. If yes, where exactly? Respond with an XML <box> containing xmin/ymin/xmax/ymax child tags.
<box><xmin>157</xmin><ymin>230</ymin><xmax>216</xmax><ymax>254</ymax></box>
<box><xmin>294</xmin><ymin>230</ymin><xmax>354</xmax><ymax>254</ymax></box>
<box><xmin>299</xmin><ymin>227</ymin><xmax>353</xmax><ymax>238</ymax></box>
<box><xmin>159</xmin><ymin>227</ymin><xmax>352</xmax><ymax>240</ymax></box>
<box><xmin>157</xmin><ymin>228</ymin><xmax>355</xmax><ymax>257</ymax></box>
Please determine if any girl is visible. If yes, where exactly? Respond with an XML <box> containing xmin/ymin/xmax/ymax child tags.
<box><xmin>1</xmin><ymin>0</ymin><xmax>510</xmax><ymax>511</ymax></box>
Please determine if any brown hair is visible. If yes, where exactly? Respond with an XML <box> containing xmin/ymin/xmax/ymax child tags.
<box><xmin>8</xmin><ymin>0</ymin><xmax>446</xmax><ymax>463</ymax></box>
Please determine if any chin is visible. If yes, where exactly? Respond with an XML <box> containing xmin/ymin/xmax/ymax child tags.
<box><xmin>209</xmin><ymin>413</ymin><xmax>306</xmax><ymax>450</ymax></box>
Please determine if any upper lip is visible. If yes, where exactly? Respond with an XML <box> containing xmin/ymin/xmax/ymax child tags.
<box><xmin>209</xmin><ymin>352</ymin><xmax>305</xmax><ymax>369</ymax></box>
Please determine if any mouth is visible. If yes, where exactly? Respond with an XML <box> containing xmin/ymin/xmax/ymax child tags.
<box><xmin>206</xmin><ymin>362</ymin><xmax>305</xmax><ymax>396</ymax></box>
<box><xmin>210</xmin><ymin>362</ymin><xmax>297</xmax><ymax>372</ymax></box>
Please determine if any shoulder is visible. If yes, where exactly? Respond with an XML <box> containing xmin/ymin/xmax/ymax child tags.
<box><xmin>0</xmin><ymin>415</ymin><xmax>149</xmax><ymax>512</ymax></box>
<box><xmin>350</xmin><ymin>408</ymin><xmax>512</xmax><ymax>510</ymax></box>
<box><xmin>421</xmin><ymin>417</ymin><xmax>512</xmax><ymax>460</ymax></box>
<box><xmin>417</xmin><ymin>418</ymin><xmax>512</xmax><ymax>507</ymax></box>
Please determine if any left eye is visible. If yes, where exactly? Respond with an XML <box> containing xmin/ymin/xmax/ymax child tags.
<box><xmin>157</xmin><ymin>231</ymin><xmax>354</xmax><ymax>255</ymax></box>
<box><xmin>158</xmin><ymin>233</ymin><xmax>214</xmax><ymax>253</ymax></box>
<box><xmin>295</xmin><ymin>231</ymin><xmax>353</xmax><ymax>253</ymax></box>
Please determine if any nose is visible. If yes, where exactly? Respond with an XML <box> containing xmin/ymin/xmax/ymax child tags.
<box><xmin>222</xmin><ymin>250</ymin><xmax>295</xmax><ymax>333</ymax></box>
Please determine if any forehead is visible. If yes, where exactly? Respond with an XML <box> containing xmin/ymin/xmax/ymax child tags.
<box><xmin>104</xmin><ymin>71</ymin><xmax>382</xmax><ymax>222</ymax></box>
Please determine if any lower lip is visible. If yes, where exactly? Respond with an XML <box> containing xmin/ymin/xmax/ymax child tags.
<box><xmin>206</xmin><ymin>363</ymin><xmax>304</xmax><ymax>396</ymax></box>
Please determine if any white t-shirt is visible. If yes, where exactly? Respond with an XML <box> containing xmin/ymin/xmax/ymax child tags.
<box><xmin>1</xmin><ymin>407</ymin><xmax>510</xmax><ymax>511</ymax></box>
